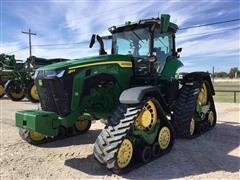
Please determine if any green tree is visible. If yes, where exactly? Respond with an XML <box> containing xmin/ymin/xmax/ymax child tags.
<box><xmin>215</xmin><ymin>72</ymin><xmax>228</xmax><ymax>78</ymax></box>
<box><xmin>229</xmin><ymin>67</ymin><xmax>239</xmax><ymax>78</ymax></box>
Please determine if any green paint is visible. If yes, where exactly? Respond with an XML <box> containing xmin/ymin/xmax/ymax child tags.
<box><xmin>161</xmin><ymin>58</ymin><xmax>183</xmax><ymax>80</ymax></box>
<box><xmin>132</xmin><ymin>121</ymin><xmax>160</xmax><ymax>145</ymax></box>
<box><xmin>15</xmin><ymin>14</ymin><xmax>186</xmax><ymax>139</ymax></box>
<box><xmin>161</xmin><ymin>14</ymin><xmax>170</xmax><ymax>33</ymax></box>
<box><xmin>16</xmin><ymin>110</ymin><xmax>59</xmax><ymax>136</ymax></box>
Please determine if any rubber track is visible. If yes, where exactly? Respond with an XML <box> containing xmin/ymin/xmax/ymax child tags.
<box><xmin>172</xmin><ymin>82</ymin><xmax>215</xmax><ymax>138</ymax></box>
<box><xmin>172</xmin><ymin>83</ymin><xmax>200</xmax><ymax>137</ymax></box>
<box><xmin>19</xmin><ymin>125</ymin><xmax>90</xmax><ymax>145</ymax></box>
<box><xmin>93</xmin><ymin>104</ymin><xmax>142</xmax><ymax>172</ymax></box>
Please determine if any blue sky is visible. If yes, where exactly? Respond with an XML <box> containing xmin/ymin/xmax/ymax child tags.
<box><xmin>0</xmin><ymin>0</ymin><xmax>239</xmax><ymax>72</ymax></box>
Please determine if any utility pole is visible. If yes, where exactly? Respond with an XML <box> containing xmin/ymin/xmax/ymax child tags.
<box><xmin>22</xmin><ymin>28</ymin><xmax>36</xmax><ymax>57</ymax></box>
<box><xmin>22</xmin><ymin>28</ymin><xmax>36</xmax><ymax>73</ymax></box>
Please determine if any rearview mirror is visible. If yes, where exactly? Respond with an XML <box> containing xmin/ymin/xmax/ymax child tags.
<box><xmin>89</xmin><ymin>34</ymin><xmax>96</xmax><ymax>48</ymax></box>
<box><xmin>177</xmin><ymin>48</ymin><xmax>182</xmax><ymax>53</ymax></box>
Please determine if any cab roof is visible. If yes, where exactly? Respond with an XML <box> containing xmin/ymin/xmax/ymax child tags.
<box><xmin>108</xmin><ymin>17</ymin><xmax>178</xmax><ymax>34</ymax></box>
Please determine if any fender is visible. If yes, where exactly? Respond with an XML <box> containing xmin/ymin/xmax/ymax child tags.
<box><xmin>119</xmin><ymin>86</ymin><xmax>170</xmax><ymax>114</ymax></box>
<box><xmin>181</xmin><ymin>72</ymin><xmax>215</xmax><ymax>95</ymax></box>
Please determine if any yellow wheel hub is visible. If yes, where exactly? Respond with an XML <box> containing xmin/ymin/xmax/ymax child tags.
<box><xmin>0</xmin><ymin>84</ymin><xmax>4</xmax><ymax>96</ymax></box>
<box><xmin>208</xmin><ymin>111</ymin><xmax>214</xmax><ymax>126</ymax></box>
<box><xmin>75</xmin><ymin>116</ymin><xmax>89</xmax><ymax>131</ymax></box>
<box><xmin>117</xmin><ymin>138</ymin><xmax>133</xmax><ymax>168</ymax></box>
<box><xmin>189</xmin><ymin>118</ymin><xmax>195</xmax><ymax>136</ymax></box>
<box><xmin>158</xmin><ymin>126</ymin><xmax>171</xmax><ymax>150</ymax></box>
<box><xmin>30</xmin><ymin>85</ymin><xmax>39</xmax><ymax>100</ymax></box>
<box><xmin>197</xmin><ymin>82</ymin><xmax>208</xmax><ymax>105</ymax></box>
<box><xmin>29</xmin><ymin>131</ymin><xmax>45</xmax><ymax>141</ymax></box>
<box><xmin>135</xmin><ymin>100</ymin><xmax>157</xmax><ymax>132</ymax></box>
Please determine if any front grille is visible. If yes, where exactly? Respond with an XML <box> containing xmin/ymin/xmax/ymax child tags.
<box><xmin>35</xmin><ymin>73</ymin><xmax>73</xmax><ymax>117</ymax></box>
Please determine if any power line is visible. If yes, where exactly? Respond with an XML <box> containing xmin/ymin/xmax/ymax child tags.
<box><xmin>32</xmin><ymin>41</ymin><xmax>86</xmax><ymax>47</ymax></box>
<box><xmin>179</xmin><ymin>18</ymin><xmax>240</xmax><ymax>30</ymax></box>
<box><xmin>5</xmin><ymin>18</ymin><xmax>240</xmax><ymax>54</ymax></box>
<box><xmin>176</xmin><ymin>26</ymin><xmax>240</xmax><ymax>38</ymax></box>
<box><xmin>5</xmin><ymin>46</ymin><xmax>29</xmax><ymax>54</ymax></box>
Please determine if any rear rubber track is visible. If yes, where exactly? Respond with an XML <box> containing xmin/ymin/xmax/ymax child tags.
<box><xmin>172</xmin><ymin>81</ymin><xmax>216</xmax><ymax>138</ymax></box>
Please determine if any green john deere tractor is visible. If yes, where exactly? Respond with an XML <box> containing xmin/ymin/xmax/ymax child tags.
<box><xmin>16</xmin><ymin>14</ymin><xmax>217</xmax><ymax>173</ymax></box>
<box><xmin>0</xmin><ymin>54</ymin><xmax>67</xmax><ymax>102</ymax></box>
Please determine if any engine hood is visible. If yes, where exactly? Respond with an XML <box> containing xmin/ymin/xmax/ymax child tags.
<box><xmin>37</xmin><ymin>54</ymin><xmax>132</xmax><ymax>72</ymax></box>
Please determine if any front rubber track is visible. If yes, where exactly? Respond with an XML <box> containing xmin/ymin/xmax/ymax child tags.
<box><xmin>19</xmin><ymin>121</ymin><xmax>92</xmax><ymax>146</ymax></box>
<box><xmin>94</xmin><ymin>99</ymin><xmax>175</xmax><ymax>174</ymax></box>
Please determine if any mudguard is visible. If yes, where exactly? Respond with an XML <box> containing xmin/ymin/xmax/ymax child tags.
<box><xmin>119</xmin><ymin>86</ymin><xmax>170</xmax><ymax>114</ymax></box>
<box><xmin>181</xmin><ymin>72</ymin><xmax>215</xmax><ymax>95</ymax></box>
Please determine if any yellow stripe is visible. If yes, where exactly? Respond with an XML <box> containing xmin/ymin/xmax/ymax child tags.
<box><xmin>68</xmin><ymin>61</ymin><xmax>132</xmax><ymax>70</ymax></box>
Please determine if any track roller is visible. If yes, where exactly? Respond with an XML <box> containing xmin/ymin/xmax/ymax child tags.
<box><xmin>141</xmin><ymin>146</ymin><xmax>152</xmax><ymax>163</ymax></box>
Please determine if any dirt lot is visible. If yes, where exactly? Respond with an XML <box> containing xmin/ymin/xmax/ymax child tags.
<box><xmin>0</xmin><ymin>97</ymin><xmax>239</xmax><ymax>179</ymax></box>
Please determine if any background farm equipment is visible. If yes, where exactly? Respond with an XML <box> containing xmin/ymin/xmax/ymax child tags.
<box><xmin>16</xmin><ymin>14</ymin><xmax>217</xmax><ymax>173</ymax></box>
<box><xmin>0</xmin><ymin>54</ymin><xmax>67</xmax><ymax>102</ymax></box>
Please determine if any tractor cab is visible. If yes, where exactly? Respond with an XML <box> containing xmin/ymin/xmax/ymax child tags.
<box><xmin>110</xmin><ymin>18</ymin><xmax>178</xmax><ymax>76</ymax></box>
<box><xmin>90</xmin><ymin>15</ymin><xmax>182</xmax><ymax>81</ymax></box>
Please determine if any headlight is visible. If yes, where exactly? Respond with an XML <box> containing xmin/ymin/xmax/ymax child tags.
<box><xmin>44</xmin><ymin>71</ymin><xmax>56</xmax><ymax>78</ymax></box>
<box><xmin>42</xmin><ymin>69</ymin><xmax>65</xmax><ymax>78</ymax></box>
<box><xmin>56</xmin><ymin>70</ymin><xmax>65</xmax><ymax>78</ymax></box>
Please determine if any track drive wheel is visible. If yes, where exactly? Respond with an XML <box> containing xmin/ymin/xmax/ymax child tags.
<box><xmin>19</xmin><ymin>128</ymin><xmax>46</xmax><ymax>145</ymax></box>
<box><xmin>0</xmin><ymin>82</ymin><xmax>5</xmax><ymax>98</ymax></box>
<box><xmin>74</xmin><ymin>116</ymin><xmax>92</xmax><ymax>133</ymax></box>
<box><xmin>6</xmin><ymin>81</ymin><xmax>25</xmax><ymax>101</ymax></box>
<box><xmin>25</xmin><ymin>81</ymin><xmax>39</xmax><ymax>103</ymax></box>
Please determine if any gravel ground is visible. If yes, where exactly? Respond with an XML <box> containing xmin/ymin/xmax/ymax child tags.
<box><xmin>0</xmin><ymin>97</ymin><xmax>239</xmax><ymax>179</ymax></box>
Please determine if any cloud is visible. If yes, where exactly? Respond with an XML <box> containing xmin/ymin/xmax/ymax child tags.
<box><xmin>178</xmin><ymin>32</ymin><xmax>239</xmax><ymax>57</ymax></box>
<box><xmin>1</xmin><ymin>0</ymin><xmax>239</xmax><ymax>72</ymax></box>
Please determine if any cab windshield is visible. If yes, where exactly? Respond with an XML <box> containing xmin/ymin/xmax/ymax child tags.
<box><xmin>112</xmin><ymin>27</ymin><xmax>150</xmax><ymax>57</ymax></box>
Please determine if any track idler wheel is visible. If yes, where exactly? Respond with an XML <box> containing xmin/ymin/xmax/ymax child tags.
<box><xmin>25</xmin><ymin>81</ymin><xmax>39</xmax><ymax>103</ymax></box>
<box><xmin>0</xmin><ymin>82</ymin><xmax>5</xmax><ymax>98</ymax></box>
<box><xmin>74</xmin><ymin>116</ymin><xmax>92</xmax><ymax>133</ymax></box>
<box><xmin>116</xmin><ymin>138</ymin><xmax>133</xmax><ymax>169</ymax></box>
<box><xmin>207</xmin><ymin>110</ymin><xmax>216</xmax><ymax>128</ymax></box>
<box><xmin>19</xmin><ymin>128</ymin><xmax>46</xmax><ymax>145</ymax></box>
